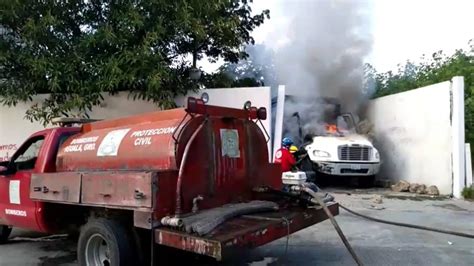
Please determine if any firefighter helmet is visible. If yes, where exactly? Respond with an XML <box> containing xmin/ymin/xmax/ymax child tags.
<box><xmin>289</xmin><ymin>145</ymin><xmax>298</xmax><ymax>153</ymax></box>
<box><xmin>282</xmin><ymin>137</ymin><xmax>293</xmax><ymax>148</ymax></box>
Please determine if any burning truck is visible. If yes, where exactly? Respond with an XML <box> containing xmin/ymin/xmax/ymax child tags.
<box><xmin>279</xmin><ymin>95</ymin><xmax>380</xmax><ymax>185</ymax></box>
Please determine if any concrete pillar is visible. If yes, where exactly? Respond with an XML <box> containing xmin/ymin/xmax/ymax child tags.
<box><xmin>465</xmin><ymin>143</ymin><xmax>473</xmax><ymax>188</ymax></box>
<box><xmin>451</xmin><ymin>76</ymin><xmax>465</xmax><ymax>198</ymax></box>
<box><xmin>272</xmin><ymin>85</ymin><xmax>286</xmax><ymax>162</ymax></box>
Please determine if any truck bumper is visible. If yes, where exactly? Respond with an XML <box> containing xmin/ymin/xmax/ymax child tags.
<box><xmin>155</xmin><ymin>203</ymin><xmax>339</xmax><ymax>260</ymax></box>
<box><xmin>317</xmin><ymin>162</ymin><xmax>380</xmax><ymax>176</ymax></box>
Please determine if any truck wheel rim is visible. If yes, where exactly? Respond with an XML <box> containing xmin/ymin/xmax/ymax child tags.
<box><xmin>85</xmin><ymin>233</ymin><xmax>111</xmax><ymax>266</ymax></box>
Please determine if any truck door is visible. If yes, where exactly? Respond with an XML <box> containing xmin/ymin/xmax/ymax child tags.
<box><xmin>0</xmin><ymin>135</ymin><xmax>45</xmax><ymax>230</ymax></box>
<box><xmin>337</xmin><ymin>113</ymin><xmax>358</xmax><ymax>134</ymax></box>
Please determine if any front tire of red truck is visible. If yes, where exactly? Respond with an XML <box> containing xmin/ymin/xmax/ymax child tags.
<box><xmin>78</xmin><ymin>218</ymin><xmax>136</xmax><ymax>266</ymax></box>
<box><xmin>0</xmin><ymin>225</ymin><xmax>12</xmax><ymax>244</ymax></box>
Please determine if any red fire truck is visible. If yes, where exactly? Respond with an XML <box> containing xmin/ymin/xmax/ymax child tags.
<box><xmin>0</xmin><ymin>97</ymin><xmax>338</xmax><ymax>265</ymax></box>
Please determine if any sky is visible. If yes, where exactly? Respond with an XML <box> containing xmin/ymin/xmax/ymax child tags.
<box><xmin>202</xmin><ymin>0</ymin><xmax>474</xmax><ymax>73</ymax></box>
<box><xmin>370</xmin><ymin>0</ymin><xmax>474</xmax><ymax>72</ymax></box>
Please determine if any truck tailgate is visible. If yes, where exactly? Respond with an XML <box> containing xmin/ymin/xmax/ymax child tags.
<box><xmin>155</xmin><ymin>203</ymin><xmax>339</xmax><ymax>260</ymax></box>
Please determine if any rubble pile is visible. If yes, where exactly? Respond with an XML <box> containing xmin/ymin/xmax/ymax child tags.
<box><xmin>391</xmin><ymin>180</ymin><xmax>440</xmax><ymax>195</ymax></box>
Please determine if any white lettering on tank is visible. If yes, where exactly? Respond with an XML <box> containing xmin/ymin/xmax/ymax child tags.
<box><xmin>64</xmin><ymin>145</ymin><xmax>83</xmax><ymax>153</ymax></box>
<box><xmin>130</xmin><ymin>127</ymin><xmax>176</xmax><ymax>138</ymax></box>
<box><xmin>134</xmin><ymin>137</ymin><xmax>152</xmax><ymax>146</ymax></box>
<box><xmin>65</xmin><ymin>136</ymin><xmax>98</xmax><ymax>153</ymax></box>
<box><xmin>71</xmin><ymin>136</ymin><xmax>99</xmax><ymax>145</ymax></box>
<box><xmin>83</xmin><ymin>143</ymin><xmax>96</xmax><ymax>151</ymax></box>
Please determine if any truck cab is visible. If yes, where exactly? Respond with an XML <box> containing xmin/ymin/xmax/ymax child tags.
<box><xmin>0</xmin><ymin>126</ymin><xmax>79</xmax><ymax>238</ymax></box>
<box><xmin>281</xmin><ymin>96</ymin><xmax>380</xmax><ymax>185</ymax></box>
<box><xmin>303</xmin><ymin>118</ymin><xmax>380</xmax><ymax>181</ymax></box>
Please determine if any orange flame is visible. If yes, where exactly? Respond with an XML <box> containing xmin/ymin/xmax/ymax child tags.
<box><xmin>326</xmin><ymin>124</ymin><xmax>338</xmax><ymax>133</ymax></box>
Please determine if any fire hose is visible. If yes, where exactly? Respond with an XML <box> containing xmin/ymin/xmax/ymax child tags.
<box><xmin>162</xmin><ymin>201</ymin><xmax>280</xmax><ymax>236</ymax></box>
<box><xmin>339</xmin><ymin>204</ymin><xmax>474</xmax><ymax>239</ymax></box>
<box><xmin>175</xmin><ymin>120</ymin><xmax>207</xmax><ymax>217</ymax></box>
<box><xmin>294</xmin><ymin>185</ymin><xmax>364</xmax><ymax>266</ymax></box>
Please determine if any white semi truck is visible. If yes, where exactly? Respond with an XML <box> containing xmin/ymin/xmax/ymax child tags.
<box><xmin>280</xmin><ymin>96</ymin><xmax>381</xmax><ymax>185</ymax></box>
<box><xmin>302</xmin><ymin>118</ymin><xmax>380</xmax><ymax>185</ymax></box>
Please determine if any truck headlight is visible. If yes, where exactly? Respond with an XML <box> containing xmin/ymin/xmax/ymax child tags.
<box><xmin>375</xmin><ymin>151</ymin><xmax>380</xmax><ymax>160</ymax></box>
<box><xmin>313</xmin><ymin>150</ymin><xmax>330</xmax><ymax>158</ymax></box>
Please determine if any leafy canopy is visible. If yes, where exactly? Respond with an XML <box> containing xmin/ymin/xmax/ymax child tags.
<box><xmin>0</xmin><ymin>0</ymin><xmax>269</xmax><ymax>124</ymax></box>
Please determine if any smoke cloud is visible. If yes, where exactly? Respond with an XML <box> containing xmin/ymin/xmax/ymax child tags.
<box><xmin>262</xmin><ymin>0</ymin><xmax>373</xmax><ymax>142</ymax></box>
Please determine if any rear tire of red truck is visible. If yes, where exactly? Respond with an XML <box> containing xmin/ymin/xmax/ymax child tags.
<box><xmin>0</xmin><ymin>225</ymin><xmax>12</xmax><ymax>244</ymax></box>
<box><xmin>78</xmin><ymin>218</ymin><xmax>136</xmax><ymax>266</ymax></box>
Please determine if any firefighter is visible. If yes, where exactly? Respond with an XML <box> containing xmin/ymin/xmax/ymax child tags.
<box><xmin>274</xmin><ymin>137</ymin><xmax>296</xmax><ymax>172</ymax></box>
<box><xmin>290</xmin><ymin>145</ymin><xmax>303</xmax><ymax>162</ymax></box>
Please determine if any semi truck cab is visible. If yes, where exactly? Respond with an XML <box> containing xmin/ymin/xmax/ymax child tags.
<box><xmin>282</xmin><ymin>96</ymin><xmax>381</xmax><ymax>185</ymax></box>
<box><xmin>304</xmin><ymin>132</ymin><xmax>381</xmax><ymax>176</ymax></box>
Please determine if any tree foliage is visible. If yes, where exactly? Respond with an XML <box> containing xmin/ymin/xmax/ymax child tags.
<box><xmin>368</xmin><ymin>40</ymin><xmax>474</xmax><ymax>147</ymax></box>
<box><xmin>0</xmin><ymin>0</ymin><xmax>269</xmax><ymax>124</ymax></box>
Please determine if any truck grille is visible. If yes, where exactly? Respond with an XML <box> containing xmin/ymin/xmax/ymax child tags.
<box><xmin>338</xmin><ymin>145</ymin><xmax>371</xmax><ymax>161</ymax></box>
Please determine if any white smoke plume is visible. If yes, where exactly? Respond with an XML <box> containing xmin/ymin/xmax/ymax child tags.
<box><xmin>261</xmin><ymin>0</ymin><xmax>373</xmax><ymax>143</ymax></box>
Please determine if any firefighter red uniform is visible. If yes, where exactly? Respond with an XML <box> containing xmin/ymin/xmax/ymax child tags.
<box><xmin>274</xmin><ymin>137</ymin><xmax>296</xmax><ymax>172</ymax></box>
<box><xmin>274</xmin><ymin>147</ymin><xmax>296</xmax><ymax>172</ymax></box>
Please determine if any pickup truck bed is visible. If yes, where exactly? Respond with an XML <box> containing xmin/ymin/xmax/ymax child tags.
<box><xmin>155</xmin><ymin>203</ymin><xmax>339</xmax><ymax>260</ymax></box>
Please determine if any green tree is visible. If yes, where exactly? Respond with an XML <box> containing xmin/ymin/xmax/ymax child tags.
<box><xmin>0</xmin><ymin>0</ymin><xmax>269</xmax><ymax>124</ymax></box>
<box><xmin>370</xmin><ymin>40</ymin><xmax>474</xmax><ymax>150</ymax></box>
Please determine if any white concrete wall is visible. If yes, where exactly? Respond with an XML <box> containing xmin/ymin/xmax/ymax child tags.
<box><xmin>175</xmin><ymin>87</ymin><xmax>273</xmax><ymax>157</ymax></box>
<box><xmin>0</xmin><ymin>93</ymin><xmax>158</xmax><ymax>161</ymax></box>
<box><xmin>368</xmin><ymin>77</ymin><xmax>465</xmax><ymax>195</ymax></box>
<box><xmin>0</xmin><ymin>95</ymin><xmax>47</xmax><ymax>161</ymax></box>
